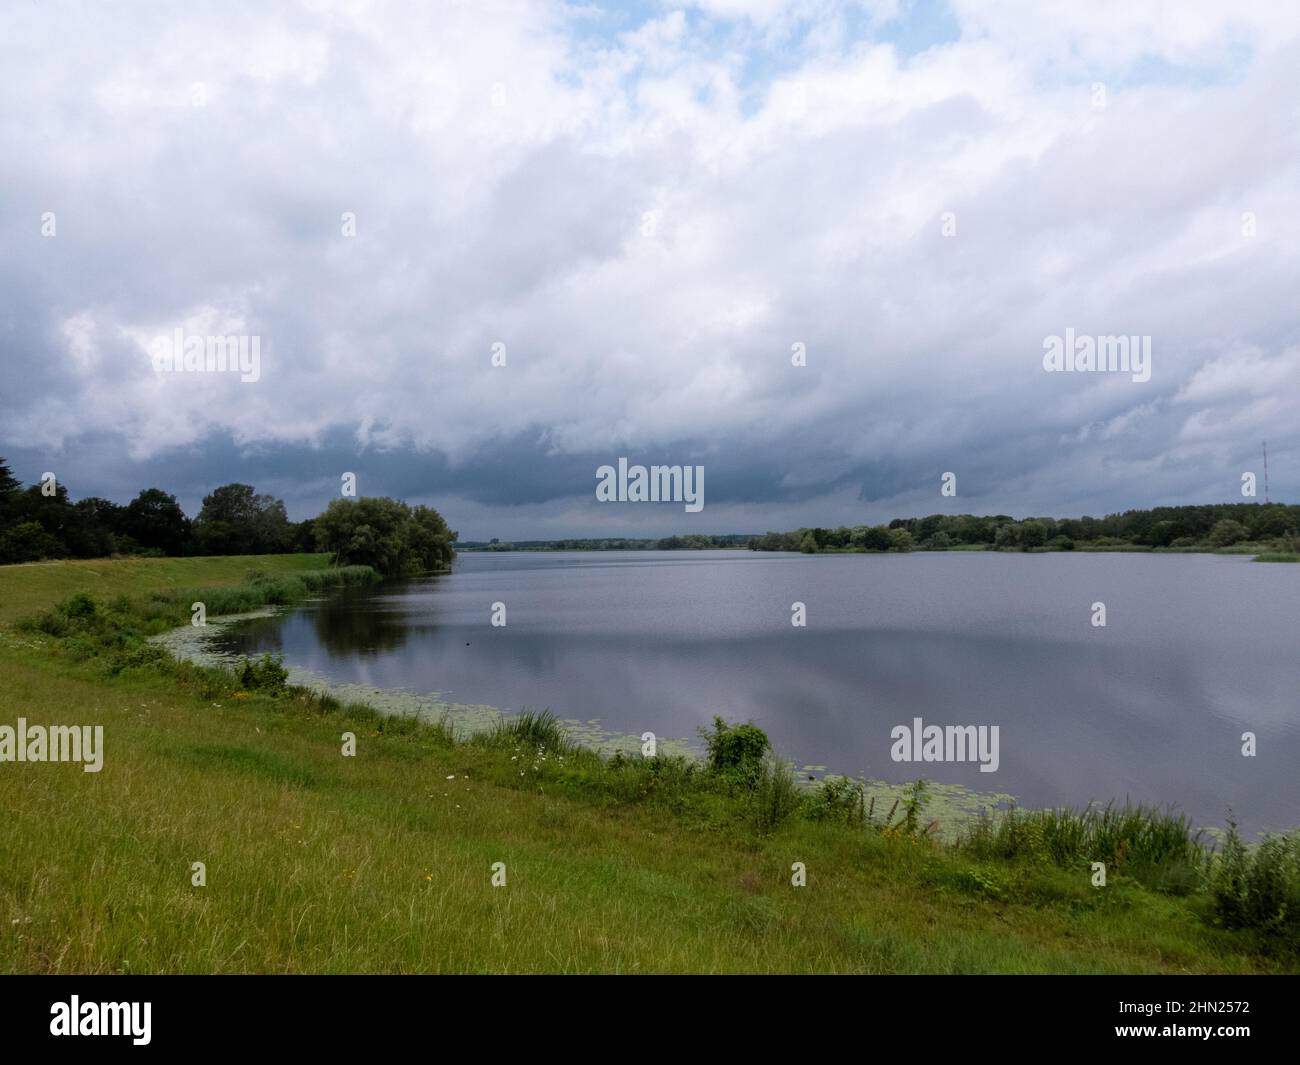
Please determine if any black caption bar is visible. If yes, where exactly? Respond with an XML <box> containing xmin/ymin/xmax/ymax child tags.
<box><xmin>1</xmin><ymin>974</ymin><xmax>1294</xmax><ymax>1052</ymax></box>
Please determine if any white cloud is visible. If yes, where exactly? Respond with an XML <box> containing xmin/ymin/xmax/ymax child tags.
<box><xmin>1</xmin><ymin>0</ymin><xmax>1297</xmax><ymax>530</ymax></box>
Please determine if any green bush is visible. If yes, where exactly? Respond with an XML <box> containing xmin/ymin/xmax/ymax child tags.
<box><xmin>60</xmin><ymin>592</ymin><xmax>97</xmax><ymax>619</ymax></box>
<box><xmin>805</xmin><ymin>775</ymin><xmax>865</xmax><ymax>825</ymax></box>
<box><xmin>1211</xmin><ymin>819</ymin><xmax>1300</xmax><ymax>943</ymax></box>
<box><xmin>700</xmin><ymin>716</ymin><xmax>770</xmax><ymax>786</ymax></box>
<box><xmin>237</xmin><ymin>653</ymin><xmax>290</xmax><ymax>695</ymax></box>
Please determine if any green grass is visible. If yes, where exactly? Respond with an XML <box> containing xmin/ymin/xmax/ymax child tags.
<box><xmin>0</xmin><ymin>555</ymin><xmax>1295</xmax><ymax>973</ymax></box>
<box><xmin>0</xmin><ymin>554</ymin><xmax>337</xmax><ymax>627</ymax></box>
<box><xmin>486</xmin><ymin>709</ymin><xmax>574</xmax><ymax>751</ymax></box>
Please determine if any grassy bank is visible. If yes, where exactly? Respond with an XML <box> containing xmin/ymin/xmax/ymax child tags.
<box><xmin>1</xmin><ymin>555</ymin><xmax>1297</xmax><ymax>973</ymax></box>
<box><xmin>0</xmin><ymin>554</ymin><xmax>347</xmax><ymax>628</ymax></box>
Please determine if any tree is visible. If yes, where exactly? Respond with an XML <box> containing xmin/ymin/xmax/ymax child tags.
<box><xmin>926</xmin><ymin>530</ymin><xmax>952</xmax><ymax>551</ymax></box>
<box><xmin>1019</xmin><ymin>520</ymin><xmax>1048</xmax><ymax>550</ymax></box>
<box><xmin>888</xmin><ymin>528</ymin><xmax>914</xmax><ymax>552</ymax></box>
<box><xmin>62</xmin><ymin>498</ymin><xmax>117</xmax><ymax>558</ymax></box>
<box><xmin>1248</xmin><ymin>505</ymin><xmax>1293</xmax><ymax>540</ymax></box>
<box><xmin>193</xmin><ymin>483</ymin><xmax>292</xmax><ymax>555</ymax></box>
<box><xmin>0</xmin><ymin>457</ymin><xmax>20</xmax><ymax>521</ymax></box>
<box><xmin>915</xmin><ymin>514</ymin><xmax>945</xmax><ymax>542</ymax></box>
<box><xmin>0</xmin><ymin>520</ymin><xmax>63</xmax><ymax>563</ymax></box>
<box><xmin>1207</xmin><ymin>519</ymin><xmax>1251</xmax><ymax>547</ymax></box>
<box><xmin>313</xmin><ymin>497</ymin><xmax>456</xmax><ymax>576</ymax></box>
<box><xmin>122</xmin><ymin>489</ymin><xmax>191</xmax><ymax>555</ymax></box>
<box><xmin>409</xmin><ymin>504</ymin><xmax>457</xmax><ymax>570</ymax></box>
<box><xmin>290</xmin><ymin>518</ymin><xmax>317</xmax><ymax>553</ymax></box>
<box><xmin>799</xmin><ymin>531</ymin><xmax>817</xmax><ymax>554</ymax></box>
<box><xmin>76</xmin><ymin>496</ymin><xmax>124</xmax><ymax>531</ymax></box>
<box><xmin>860</xmin><ymin>525</ymin><xmax>892</xmax><ymax>551</ymax></box>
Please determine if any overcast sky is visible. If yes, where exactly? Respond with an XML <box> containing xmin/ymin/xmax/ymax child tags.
<box><xmin>2</xmin><ymin>0</ymin><xmax>1297</xmax><ymax>539</ymax></box>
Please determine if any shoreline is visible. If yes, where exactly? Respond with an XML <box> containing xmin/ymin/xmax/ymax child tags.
<box><xmin>149</xmin><ymin>603</ymin><xmax>1095</xmax><ymax>841</ymax></box>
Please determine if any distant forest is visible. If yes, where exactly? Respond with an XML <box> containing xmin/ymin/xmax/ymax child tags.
<box><xmin>464</xmin><ymin>503</ymin><xmax>1300</xmax><ymax>555</ymax></box>
<box><xmin>748</xmin><ymin>503</ymin><xmax>1300</xmax><ymax>554</ymax></box>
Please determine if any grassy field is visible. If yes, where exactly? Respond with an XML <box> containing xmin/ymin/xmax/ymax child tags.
<box><xmin>0</xmin><ymin>555</ymin><xmax>1295</xmax><ymax>973</ymax></box>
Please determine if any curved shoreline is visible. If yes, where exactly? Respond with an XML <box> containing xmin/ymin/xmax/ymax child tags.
<box><xmin>153</xmin><ymin>602</ymin><xmax>1020</xmax><ymax>836</ymax></box>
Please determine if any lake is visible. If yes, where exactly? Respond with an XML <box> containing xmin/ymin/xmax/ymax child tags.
<box><xmin>208</xmin><ymin>550</ymin><xmax>1300</xmax><ymax>834</ymax></box>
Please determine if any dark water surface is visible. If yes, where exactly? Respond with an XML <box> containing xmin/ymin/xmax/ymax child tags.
<box><xmin>211</xmin><ymin>550</ymin><xmax>1300</xmax><ymax>833</ymax></box>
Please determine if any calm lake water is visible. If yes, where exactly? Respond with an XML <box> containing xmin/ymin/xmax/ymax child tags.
<box><xmin>212</xmin><ymin>551</ymin><xmax>1300</xmax><ymax>833</ymax></box>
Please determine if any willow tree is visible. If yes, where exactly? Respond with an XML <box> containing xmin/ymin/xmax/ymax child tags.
<box><xmin>313</xmin><ymin>497</ymin><xmax>456</xmax><ymax>576</ymax></box>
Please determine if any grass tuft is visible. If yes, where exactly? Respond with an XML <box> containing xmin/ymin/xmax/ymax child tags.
<box><xmin>487</xmin><ymin>709</ymin><xmax>572</xmax><ymax>752</ymax></box>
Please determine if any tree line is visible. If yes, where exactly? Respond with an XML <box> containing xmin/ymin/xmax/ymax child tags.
<box><xmin>0</xmin><ymin>457</ymin><xmax>456</xmax><ymax>576</ymax></box>
<box><xmin>749</xmin><ymin>503</ymin><xmax>1300</xmax><ymax>553</ymax></box>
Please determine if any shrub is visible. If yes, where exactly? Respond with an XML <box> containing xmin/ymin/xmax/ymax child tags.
<box><xmin>237</xmin><ymin>653</ymin><xmax>289</xmax><ymax>695</ymax></box>
<box><xmin>1210</xmin><ymin>819</ymin><xmax>1300</xmax><ymax>942</ymax></box>
<box><xmin>700</xmin><ymin>716</ymin><xmax>770</xmax><ymax>786</ymax></box>
<box><xmin>19</xmin><ymin>591</ymin><xmax>103</xmax><ymax>637</ymax></box>
<box><xmin>60</xmin><ymin>592</ymin><xmax>97</xmax><ymax>619</ymax></box>
<box><xmin>805</xmin><ymin>775</ymin><xmax>865</xmax><ymax>824</ymax></box>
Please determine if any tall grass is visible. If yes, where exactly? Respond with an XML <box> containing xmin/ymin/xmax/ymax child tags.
<box><xmin>961</xmin><ymin>802</ymin><xmax>1208</xmax><ymax>894</ymax></box>
<box><xmin>146</xmin><ymin>565</ymin><xmax>379</xmax><ymax>622</ymax></box>
<box><xmin>749</xmin><ymin>753</ymin><xmax>802</xmax><ymax>832</ymax></box>
<box><xmin>487</xmin><ymin>709</ymin><xmax>573</xmax><ymax>752</ymax></box>
<box><xmin>18</xmin><ymin>565</ymin><xmax>378</xmax><ymax>640</ymax></box>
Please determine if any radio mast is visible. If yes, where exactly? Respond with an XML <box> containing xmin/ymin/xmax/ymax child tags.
<box><xmin>1263</xmin><ymin>441</ymin><xmax>1270</xmax><ymax>504</ymax></box>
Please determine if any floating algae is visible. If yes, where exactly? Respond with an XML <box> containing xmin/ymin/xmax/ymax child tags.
<box><xmin>152</xmin><ymin>609</ymin><xmax>694</xmax><ymax>756</ymax></box>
